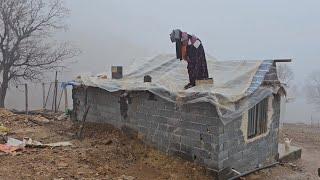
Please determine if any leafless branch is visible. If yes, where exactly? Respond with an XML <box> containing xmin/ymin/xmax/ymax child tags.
<box><xmin>0</xmin><ymin>0</ymin><xmax>78</xmax><ymax>107</ymax></box>
<box><xmin>305</xmin><ymin>71</ymin><xmax>320</xmax><ymax>109</ymax></box>
<box><xmin>277</xmin><ymin>64</ymin><xmax>294</xmax><ymax>86</ymax></box>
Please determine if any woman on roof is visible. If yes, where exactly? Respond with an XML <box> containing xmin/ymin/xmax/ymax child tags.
<box><xmin>170</xmin><ymin>29</ymin><xmax>209</xmax><ymax>89</ymax></box>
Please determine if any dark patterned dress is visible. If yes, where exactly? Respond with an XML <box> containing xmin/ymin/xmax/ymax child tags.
<box><xmin>186</xmin><ymin>39</ymin><xmax>209</xmax><ymax>86</ymax></box>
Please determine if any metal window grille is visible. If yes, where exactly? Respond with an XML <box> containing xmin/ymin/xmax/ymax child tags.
<box><xmin>248</xmin><ymin>97</ymin><xmax>268</xmax><ymax>138</ymax></box>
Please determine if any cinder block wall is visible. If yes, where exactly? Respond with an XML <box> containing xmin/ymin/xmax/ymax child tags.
<box><xmin>218</xmin><ymin>94</ymin><xmax>280</xmax><ymax>172</ymax></box>
<box><xmin>72</xmin><ymin>87</ymin><xmax>222</xmax><ymax>170</ymax></box>
<box><xmin>72</xmin><ymin>86</ymin><xmax>280</xmax><ymax>174</ymax></box>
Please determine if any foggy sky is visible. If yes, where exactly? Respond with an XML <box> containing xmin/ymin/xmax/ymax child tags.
<box><xmin>6</xmin><ymin>0</ymin><xmax>320</xmax><ymax>123</ymax></box>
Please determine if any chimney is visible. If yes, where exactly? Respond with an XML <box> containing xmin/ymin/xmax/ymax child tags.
<box><xmin>112</xmin><ymin>66</ymin><xmax>123</xmax><ymax>79</ymax></box>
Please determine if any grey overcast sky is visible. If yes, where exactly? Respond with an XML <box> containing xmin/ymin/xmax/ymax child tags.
<box><xmin>6</xmin><ymin>0</ymin><xmax>320</xmax><ymax>122</ymax></box>
<box><xmin>61</xmin><ymin>0</ymin><xmax>320</xmax><ymax>80</ymax></box>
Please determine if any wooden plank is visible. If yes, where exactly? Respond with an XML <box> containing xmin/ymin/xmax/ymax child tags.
<box><xmin>195</xmin><ymin>78</ymin><xmax>214</xmax><ymax>86</ymax></box>
<box><xmin>274</xmin><ymin>59</ymin><xmax>292</xmax><ymax>63</ymax></box>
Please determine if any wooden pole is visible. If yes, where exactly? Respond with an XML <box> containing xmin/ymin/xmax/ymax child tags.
<box><xmin>25</xmin><ymin>83</ymin><xmax>28</xmax><ymax>115</ymax></box>
<box><xmin>64</xmin><ymin>87</ymin><xmax>68</xmax><ymax>111</ymax></box>
<box><xmin>54</xmin><ymin>71</ymin><xmax>58</xmax><ymax>112</ymax></box>
<box><xmin>45</xmin><ymin>83</ymin><xmax>52</xmax><ymax>110</ymax></box>
<box><xmin>42</xmin><ymin>83</ymin><xmax>45</xmax><ymax>110</ymax></box>
<box><xmin>78</xmin><ymin>105</ymin><xmax>91</xmax><ymax>139</ymax></box>
<box><xmin>51</xmin><ymin>82</ymin><xmax>54</xmax><ymax>111</ymax></box>
<box><xmin>57</xmin><ymin>89</ymin><xmax>64</xmax><ymax>110</ymax></box>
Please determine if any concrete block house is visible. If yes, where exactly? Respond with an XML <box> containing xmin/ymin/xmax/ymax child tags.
<box><xmin>71</xmin><ymin>55</ymin><xmax>286</xmax><ymax>178</ymax></box>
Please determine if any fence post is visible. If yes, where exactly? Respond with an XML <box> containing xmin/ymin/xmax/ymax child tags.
<box><xmin>52</xmin><ymin>71</ymin><xmax>58</xmax><ymax>112</ymax></box>
<box><xmin>55</xmin><ymin>72</ymin><xmax>58</xmax><ymax>112</ymax></box>
<box><xmin>42</xmin><ymin>83</ymin><xmax>45</xmax><ymax>110</ymax></box>
<box><xmin>25</xmin><ymin>83</ymin><xmax>28</xmax><ymax>115</ymax></box>
<box><xmin>64</xmin><ymin>87</ymin><xmax>68</xmax><ymax>111</ymax></box>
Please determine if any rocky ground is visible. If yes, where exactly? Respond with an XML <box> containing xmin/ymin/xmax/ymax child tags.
<box><xmin>0</xmin><ymin>109</ymin><xmax>319</xmax><ymax>180</ymax></box>
<box><xmin>0</xmin><ymin>109</ymin><xmax>212</xmax><ymax>180</ymax></box>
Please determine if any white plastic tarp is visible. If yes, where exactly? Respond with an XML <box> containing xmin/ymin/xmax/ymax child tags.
<box><xmin>75</xmin><ymin>54</ymin><xmax>280</xmax><ymax>124</ymax></box>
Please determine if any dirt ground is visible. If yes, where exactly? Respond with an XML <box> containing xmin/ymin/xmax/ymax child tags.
<box><xmin>245</xmin><ymin>123</ymin><xmax>320</xmax><ymax>180</ymax></box>
<box><xmin>0</xmin><ymin>109</ymin><xmax>212</xmax><ymax>180</ymax></box>
<box><xmin>0</xmin><ymin>109</ymin><xmax>319</xmax><ymax>180</ymax></box>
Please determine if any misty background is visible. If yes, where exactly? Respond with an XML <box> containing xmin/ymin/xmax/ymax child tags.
<box><xmin>5</xmin><ymin>0</ymin><xmax>320</xmax><ymax>123</ymax></box>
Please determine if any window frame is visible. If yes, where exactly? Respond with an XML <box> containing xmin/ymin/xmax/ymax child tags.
<box><xmin>247</xmin><ymin>97</ymin><xmax>269</xmax><ymax>139</ymax></box>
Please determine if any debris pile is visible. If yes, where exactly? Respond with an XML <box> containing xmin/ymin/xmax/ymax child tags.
<box><xmin>0</xmin><ymin>108</ymin><xmax>58</xmax><ymax>128</ymax></box>
<box><xmin>0</xmin><ymin>109</ymin><xmax>71</xmax><ymax>156</ymax></box>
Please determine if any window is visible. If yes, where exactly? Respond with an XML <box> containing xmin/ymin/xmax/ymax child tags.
<box><xmin>247</xmin><ymin>97</ymin><xmax>268</xmax><ymax>138</ymax></box>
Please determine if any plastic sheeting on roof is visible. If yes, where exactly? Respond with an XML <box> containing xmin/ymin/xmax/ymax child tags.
<box><xmin>75</xmin><ymin>54</ymin><xmax>282</xmax><ymax>124</ymax></box>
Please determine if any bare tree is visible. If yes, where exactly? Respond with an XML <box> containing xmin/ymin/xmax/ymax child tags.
<box><xmin>277</xmin><ymin>64</ymin><xmax>294</xmax><ymax>86</ymax></box>
<box><xmin>0</xmin><ymin>0</ymin><xmax>78</xmax><ymax>107</ymax></box>
<box><xmin>277</xmin><ymin>64</ymin><xmax>296</xmax><ymax>102</ymax></box>
<box><xmin>305</xmin><ymin>71</ymin><xmax>320</xmax><ymax>108</ymax></box>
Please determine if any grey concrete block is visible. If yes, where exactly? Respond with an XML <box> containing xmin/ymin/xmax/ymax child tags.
<box><xmin>181</xmin><ymin>144</ymin><xmax>192</xmax><ymax>154</ymax></box>
<box><xmin>168</xmin><ymin>149</ymin><xmax>193</xmax><ymax>161</ymax></box>
<box><xmin>203</xmin><ymin>143</ymin><xmax>214</xmax><ymax>152</ymax></box>
<box><xmin>206</xmin><ymin>125</ymin><xmax>219</xmax><ymax>135</ymax></box>
<box><xmin>159</xmin><ymin>109</ymin><xmax>174</xmax><ymax>118</ymax></box>
<box><xmin>167</xmin><ymin>125</ymin><xmax>179</xmax><ymax>133</ymax></box>
<box><xmin>200</xmin><ymin>133</ymin><xmax>213</xmax><ymax>143</ymax></box>
<box><xmin>195</xmin><ymin>115</ymin><xmax>218</xmax><ymax>126</ymax></box>
<box><xmin>164</xmin><ymin>102</ymin><xmax>177</xmax><ymax>110</ymax></box>
<box><xmin>174</xmin><ymin>128</ymin><xmax>200</xmax><ymax>140</ymax></box>
<box><xmin>152</xmin><ymin>115</ymin><xmax>168</xmax><ymax>124</ymax></box>
<box><xmin>158</xmin><ymin>123</ymin><xmax>168</xmax><ymax>132</ymax></box>
<box><xmin>218</xmin><ymin>150</ymin><xmax>229</xmax><ymax>161</ymax></box>
<box><xmin>166</xmin><ymin>118</ymin><xmax>181</xmax><ymax>126</ymax></box>
<box><xmin>169</xmin><ymin>142</ymin><xmax>181</xmax><ymax>151</ymax></box>
<box><xmin>193</xmin><ymin>147</ymin><xmax>211</xmax><ymax>159</ymax></box>
<box><xmin>135</xmin><ymin>112</ymin><xmax>147</xmax><ymax>120</ymax></box>
<box><xmin>204</xmin><ymin>159</ymin><xmax>220</xmax><ymax>169</ymax></box>
<box><xmin>180</xmin><ymin>121</ymin><xmax>207</xmax><ymax>132</ymax></box>
<box><xmin>180</xmin><ymin>112</ymin><xmax>196</xmax><ymax>122</ymax></box>
<box><xmin>169</xmin><ymin>134</ymin><xmax>181</xmax><ymax>143</ymax></box>
<box><xmin>181</xmin><ymin>136</ymin><xmax>202</xmax><ymax>148</ymax></box>
<box><xmin>230</xmin><ymin>150</ymin><xmax>243</xmax><ymax>161</ymax></box>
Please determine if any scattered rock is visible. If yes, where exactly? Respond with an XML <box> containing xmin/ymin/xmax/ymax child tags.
<box><xmin>57</xmin><ymin>162</ymin><xmax>68</xmax><ymax>169</ymax></box>
<box><xmin>0</xmin><ymin>136</ymin><xmax>6</xmax><ymax>144</ymax></box>
<box><xmin>32</xmin><ymin>115</ymin><xmax>50</xmax><ymax>124</ymax></box>
<box><xmin>288</xmin><ymin>163</ymin><xmax>297</xmax><ymax>168</ymax></box>
<box><xmin>104</xmin><ymin>139</ymin><xmax>113</xmax><ymax>145</ymax></box>
<box><xmin>0</xmin><ymin>125</ymin><xmax>9</xmax><ymax>135</ymax></box>
<box><xmin>57</xmin><ymin>114</ymin><xmax>68</xmax><ymax>121</ymax></box>
<box><xmin>118</xmin><ymin>175</ymin><xmax>135</xmax><ymax>180</ymax></box>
